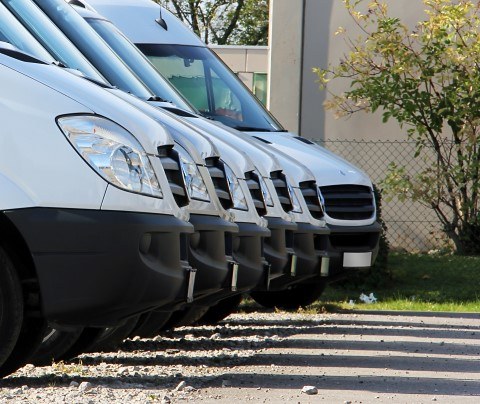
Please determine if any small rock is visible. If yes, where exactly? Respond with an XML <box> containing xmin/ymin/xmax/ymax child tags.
<box><xmin>301</xmin><ymin>386</ymin><xmax>318</xmax><ymax>395</ymax></box>
<box><xmin>184</xmin><ymin>386</ymin><xmax>196</xmax><ymax>393</ymax></box>
<box><xmin>21</xmin><ymin>385</ymin><xmax>29</xmax><ymax>392</ymax></box>
<box><xmin>117</xmin><ymin>367</ymin><xmax>129</xmax><ymax>375</ymax></box>
<box><xmin>161</xmin><ymin>395</ymin><xmax>172</xmax><ymax>404</ymax></box>
<box><xmin>174</xmin><ymin>381</ymin><xmax>187</xmax><ymax>392</ymax></box>
<box><xmin>78</xmin><ymin>382</ymin><xmax>94</xmax><ymax>393</ymax></box>
<box><xmin>69</xmin><ymin>381</ymin><xmax>79</xmax><ymax>388</ymax></box>
<box><xmin>210</xmin><ymin>333</ymin><xmax>222</xmax><ymax>340</ymax></box>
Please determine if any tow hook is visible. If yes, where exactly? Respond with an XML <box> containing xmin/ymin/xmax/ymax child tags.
<box><xmin>186</xmin><ymin>266</ymin><xmax>197</xmax><ymax>303</ymax></box>
<box><xmin>321</xmin><ymin>257</ymin><xmax>330</xmax><ymax>277</ymax></box>
<box><xmin>229</xmin><ymin>260</ymin><xmax>239</xmax><ymax>291</ymax></box>
<box><xmin>290</xmin><ymin>253</ymin><xmax>298</xmax><ymax>277</ymax></box>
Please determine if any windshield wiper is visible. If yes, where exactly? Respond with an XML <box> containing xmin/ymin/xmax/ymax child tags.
<box><xmin>233</xmin><ymin>126</ymin><xmax>276</xmax><ymax>132</ymax></box>
<box><xmin>147</xmin><ymin>95</ymin><xmax>168</xmax><ymax>102</ymax></box>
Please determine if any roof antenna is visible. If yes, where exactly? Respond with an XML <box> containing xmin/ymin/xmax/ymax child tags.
<box><xmin>156</xmin><ymin>6</ymin><xmax>168</xmax><ymax>30</ymax></box>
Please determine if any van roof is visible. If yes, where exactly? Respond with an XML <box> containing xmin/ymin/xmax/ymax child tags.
<box><xmin>84</xmin><ymin>0</ymin><xmax>206</xmax><ymax>47</ymax></box>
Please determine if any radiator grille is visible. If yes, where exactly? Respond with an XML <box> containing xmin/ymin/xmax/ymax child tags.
<box><xmin>270</xmin><ymin>170</ymin><xmax>293</xmax><ymax>213</ymax></box>
<box><xmin>300</xmin><ymin>181</ymin><xmax>324</xmax><ymax>219</ymax></box>
<box><xmin>158</xmin><ymin>146</ymin><xmax>189</xmax><ymax>207</ymax></box>
<box><xmin>319</xmin><ymin>184</ymin><xmax>375</xmax><ymax>220</ymax></box>
<box><xmin>245</xmin><ymin>171</ymin><xmax>267</xmax><ymax>216</ymax></box>
<box><xmin>205</xmin><ymin>157</ymin><xmax>233</xmax><ymax>210</ymax></box>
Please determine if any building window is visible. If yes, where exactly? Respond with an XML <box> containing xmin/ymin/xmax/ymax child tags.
<box><xmin>253</xmin><ymin>73</ymin><xmax>268</xmax><ymax>106</ymax></box>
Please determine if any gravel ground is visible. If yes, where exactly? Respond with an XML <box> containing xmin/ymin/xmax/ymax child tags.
<box><xmin>1</xmin><ymin>310</ymin><xmax>479</xmax><ymax>403</ymax></box>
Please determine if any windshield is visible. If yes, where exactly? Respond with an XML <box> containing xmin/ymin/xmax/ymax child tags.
<box><xmin>31</xmin><ymin>0</ymin><xmax>153</xmax><ymax>99</ymax></box>
<box><xmin>138</xmin><ymin>44</ymin><xmax>284</xmax><ymax>132</ymax></box>
<box><xmin>0</xmin><ymin>2</ymin><xmax>55</xmax><ymax>63</ymax></box>
<box><xmin>1</xmin><ymin>0</ymin><xmax>106</xmax><ymax>82</ymax></box>
<box><xmin>86</xmin><ymin>18</ymin><xmax>195</xmax><ymax>112</ymax></box>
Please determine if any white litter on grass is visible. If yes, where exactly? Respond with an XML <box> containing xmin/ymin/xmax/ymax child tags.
<box><xmin>348</xmin><ymin>300</ymin><xmax>355</xmax><ymax>306</ymax></box>
<box><xmin>359</xmin><ymin>293</ymin><xmax>377</xmax><ymax>304</ymax></box>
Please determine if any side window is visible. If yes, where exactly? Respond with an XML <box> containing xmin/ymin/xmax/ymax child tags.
<box><xmin>148</xmin><ymin>55</ymin><xmax>209</xmax><ymax>112</ymax></box>
<box><xmin>210</xmin><ymin>68</ymin><xmax>243</xmax><ymax>122</ymax></box>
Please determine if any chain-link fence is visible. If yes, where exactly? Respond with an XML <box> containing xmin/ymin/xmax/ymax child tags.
<box><xmin>313</xmin><ymin>139</ymin><xmax>445</xmax><ymax>252</ymax></box>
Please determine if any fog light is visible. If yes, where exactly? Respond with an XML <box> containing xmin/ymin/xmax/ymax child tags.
<box><xmin>189</xmin><ymin>231</ymin><xmax>201</xmax><ymax>249</ymax></box>
<box><xmin>139</xmin><ymin>233</ymin><xmax>152</xmax><ymax>254</ymax></box>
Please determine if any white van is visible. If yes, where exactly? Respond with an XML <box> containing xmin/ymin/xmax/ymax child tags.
<box><xmin>68</xmin><ymin>1</ymin><xmax>333</xmax><ymax>308</ymax></box>
<box><xmin>92</xmin><ymin>0</ymin><xmax>382</xmax><ymax>278</ymax></box>
<box><xmin>0</xmin><ymin>2</ymin><xmax>248</xmax><ymax>361</ymax></box>
<box><xmin>28</xmin><ymin>0</ymin><xmax>332</xmax><ymax>311</ymax></box>
<box><xmin>0</xmin><ymin>42</ymin><xmax>197</xmax><ymax>375</ymax></box>
<box><xmin>2</xmin><ymin>0</ymin><xmax>251</xmax><ymax>313</ymax></box>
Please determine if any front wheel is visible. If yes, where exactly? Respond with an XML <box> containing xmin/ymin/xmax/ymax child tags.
<box><xmin>250</xmin><ymin>279</ymin><xmax>327</xmax><ymax>311</ymax></box>
<box><xmin>197</xmin><ymin>295</ymin><xmax>242</xmax><ymax>325</ymax></box>
<box><xmin>31</xmin><ymin>328</ymin><xmax>84</xmax><ymax>366</ymax></box>
<box><xmin>0</xmin><ymin>247</ymin><xmax>24</xmax><ymax>374</ymax></box>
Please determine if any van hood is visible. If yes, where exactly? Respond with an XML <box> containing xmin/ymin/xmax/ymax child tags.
<box><xmin>183</xmin><ymin>117</ymin><xmax>283</xmax><ymax>176</ymax></box>
<box><xmin>85</xmin><ymin>0</ymin><xmax>205</xmax><ymax>46</ymax></box>
<box><xmin>109</xmin><ymin>90</ymin><xmax>219</xmax><ymax>163</ymax></box>
<box><xmin>0</xmin><ymin>53</ymin><xmax>174</xmax><ymax>154</ymax></box>
<box><xmin>195</xmin><ymin>119</ymin><xmax>316</xmax><ymax>185</ymax></box>
<box><xmin>251</xmin><ymin>131</ymin><xmax>373</xmax><ymax>188</ymax></box>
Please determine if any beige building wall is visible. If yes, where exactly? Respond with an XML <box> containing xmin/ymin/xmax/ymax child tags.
<box><xmin>210</xmin><ymin>45</ymin><xmax>269</xmax><ymax>91</ymax></box>
<box><xmin>269</xmin><ymin>0</ymin><xmax>427</xmax><ymax>141</ymax></box>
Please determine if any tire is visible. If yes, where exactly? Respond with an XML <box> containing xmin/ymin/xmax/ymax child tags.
<box><xmin>250</xmin><ymin>279</ymin><xmax>327</xmax><ymax>311</ymax></box>
<box><xmin>89</xmin><ymin>316</ymin><xmax>139</xmax><ymax>353</ymax></box>
<box><xmin>57</xmin><ymin>328</ymin><xmax>105</xmax><ymax>362</ymax></box>
<box><xmin>0</xmin><ymin>247</ymin><xmax>24</xmax><ymax>373</ymax></box>
<box><xmin>197</xmin><ymin>295</ymin><xmax>242</xmax><ymax>325</ymax></box>
<box><xmin>31</xmin><ymin>327</ymin><xmax>84</xmax><ymax>366</ymax></box>
<box><xmin>129</xmin><ymin>311</ymin><xmax>172</xmax><ymax>339</ymax></box>
<box><xmin>161</xmin><ymin>306</ymin><xmax>210</xmax><ymax>331</ymax></box>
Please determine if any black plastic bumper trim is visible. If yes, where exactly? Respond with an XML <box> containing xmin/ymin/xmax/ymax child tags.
<box><xmin>326</xmin><ymin>222</ymin><xmax>382</xmax><ymax>276</ymax></box>
<box><xmin>184</xmin><ymin>214</ymin><xmax>238</xmax><ymax>301</ymax></box>
<box><xmin>5</xmin><ymin>208</ymin><xmax>194</xmax><ymax>327</ymax></box>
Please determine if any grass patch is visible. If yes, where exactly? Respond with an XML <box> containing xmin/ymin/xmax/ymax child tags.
<box><xmin>310</xmin><ymin>253</ymin><xmax>480</xmax><ymax>313</ymax></box>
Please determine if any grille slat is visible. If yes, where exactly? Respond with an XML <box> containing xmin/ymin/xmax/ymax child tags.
<box><xmin>245</xmin><ymin>171</ymin><xmax>267</xmax><ymax>216</ymax></box>
<box><xmin>205</xmin><ymin>157</ymin><xmax>234</xmax><ymax>210</ymax></box>
<box><xmin>158</xmin><ymin>146</ymin><xmax>189</xmax><ymax>207</ymax></box>
<box><xmin>300</xmin><ymin>181</ymin><xmax>324</xmax><ymax>220</ymax></box>
<box><xmin>320</xmin><ymin>184</ymin><xmax>375</xmax><ymax>220</ymax></box>
<box><xmin>271</xmin><ymin>171</ymin><xmax>293</xmax><ymax>213</ymax></box>
<box><xmin>208</xmin><ymin>167</ymin><xmax>225</xmax><ymax>178</ymax></box>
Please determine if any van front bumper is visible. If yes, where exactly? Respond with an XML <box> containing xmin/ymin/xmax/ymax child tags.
<box><xmin>5</xmin><ymin>208</ymin><xmax>194</xmax><ymax>328</ymax></box>
<box><xmin>185</xmin><ymin>214</ymin><xmax>239</xmax><ymax>301</ymax></box>
<box><xmin>326</xmin><ymin>222</ymin><xmax>382</xmax><ymax>279</ymax></box>
<box><xmin>177</xmin><ymin>221</ymin><xmax>270</xmax><ymax>308</ymax></box>
<box><xmin>261</xmin><ymin>217</ymin><xmax>298</xmax><ymax>286</ymax></box>
<box><xmin>263</xmin><ymin>222</ymin><xmax>330</xmax><ymax>291</ymax></box>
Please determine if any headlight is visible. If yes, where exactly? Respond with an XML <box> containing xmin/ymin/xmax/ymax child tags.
<box><xmin>176</xmin><ymin>144</ymin><xmax>210</xmax><ymax>202</ymax></box>
<box><xmin>257</xmin><ymin>172</ymin><xmax>274</xmax><ymax>207</ymax></box>
<box><xmin>57</xmin><ymin>115</ymin><xmax>162</xmax><ymax>198</ymax></box>
<box><xmin>224</xmin><ymin>162</ymin><xmax>248</xmax><ymax>211</ymax></box>
<box><xmin>287</xmin><ymin>182</ymin><xmax>303</xmax><ymax>213</ymax></box>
